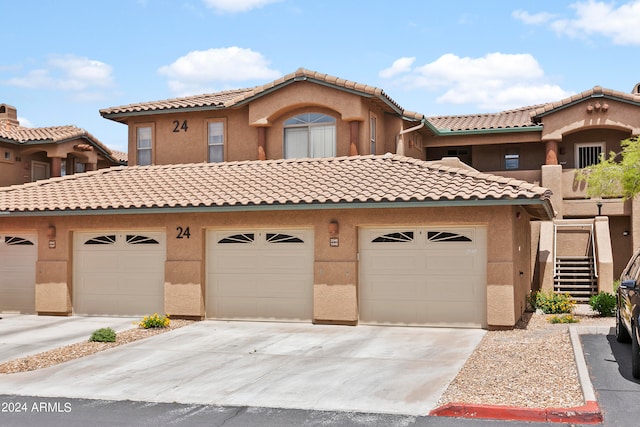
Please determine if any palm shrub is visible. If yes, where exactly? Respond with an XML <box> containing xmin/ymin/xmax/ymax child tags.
<box><xmin>588</xmin><ymin>292</ymin><xmax>616</xmax><ymax>317</ymax></box>
<box><xmin>528</xmin><ymin>290</ymin><xmax>576</xmax><ymax>314</ymax></box>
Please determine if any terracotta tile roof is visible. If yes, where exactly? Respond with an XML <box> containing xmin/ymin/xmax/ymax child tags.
<box><xmin>427</xmin><ymin>105</ymin><xmax>542</xmax><ymax>133</ymax></box>
<box><xmin>100</xmin><ymin>68</ymin><xmax>406</xmax><ymax>120</ymax></box>
<box><xmin>0</xmin><ymin>123</ymin><xmax>119</xmax><ymax>163</ymax></box>
<box><xmin>99</xmin><ymin>88</ymin><xmax>256</xmax><ymax>117</ymax></box>
<box><xmin>531</xmin><ymin>86</ymin><xmax>640</xmax><ymax>118</ymax></box>
<box><xmin>110</xmin><ymin>150</ymin><xmax>128</xmax><ymax>164</ymax></box>
<box><xmin>0</xmin><ymin>155</ymin><xmax>552</xmax><ymax>218</ymax></box>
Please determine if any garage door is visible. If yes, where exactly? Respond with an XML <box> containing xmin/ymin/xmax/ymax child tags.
<box><xmin>0</xmin><ymin>234</ymin><xmax>37</xmax><ymax>313</ymax></box>
<box><xmin>359</xmin><ymin>227</ymin><xmax>486</xmax><ymax>328</ymax></box>
<box><xmin>74</xmin><ymin>231</ymin><xmax>165</xmax><ymax>316</ymax></box>
<box><xmin>207</xmin><ymin>229</ymin><xmax>313</xmax><ymax>321</ymax></box>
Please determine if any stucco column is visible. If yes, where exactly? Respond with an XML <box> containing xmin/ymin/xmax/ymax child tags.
<box><xmin>85</xmin><ymin>162</ymin><xmax>97</xmax><ymax>172</ymax></box>
<box><xmin>541</xmin><ymin>164</ymin><xmax>562</xmax><ymax>218</ymax></box>
<box><xmin>633</xmin><ymin>196</ymin><xmax>640</xmax><ymax>253</ymax></box>
<box><xmin>545</xmin><ymin>140</ymin><xmax>559</xmax><ymax>165</ymax></box>
<box><xmin>257</xmin><ymin>127</ymin><xmax>266</xmax><ymax>160</ymax></box>
<box><xmin>349</xmin><ymin>121</ymin><xmax>359</xmax><ymax>156</ymax></box>
<box><xmin>50</xmin><ymin>157</ymin><xmax>62</xmax><ymax>177</ymax></box>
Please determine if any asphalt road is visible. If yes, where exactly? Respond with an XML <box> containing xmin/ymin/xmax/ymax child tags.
<box><xmin>2</xmin><ymin>332</ymin><xmax>636</xmax><ymax>427</ymax></box>
<box><xmin>581</xmin><ymin>333</ymin><xmax>640</xmax><ymax>426</ymax></box>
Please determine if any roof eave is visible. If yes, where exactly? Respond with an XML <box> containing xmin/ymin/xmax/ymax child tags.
<box><xmin>426</xmin><ymin>123</ymin><xmax>543</xmax><ymax>136</ymax></box>
<box><xmin>100</xmin><ymin>104</ymin><xmax>227</xmax><ymax>123</ymax></box>
<box><xmin>0</xmin><ymin>197</ymin><xmax>554</xmax><ymax>220</ymax></box>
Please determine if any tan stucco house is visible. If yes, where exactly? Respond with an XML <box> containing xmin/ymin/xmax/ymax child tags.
<box><xmin>2</xmin><ymin>68</ymin><xmax>637</xmax><ymax>328</ymax></box>
<box><xmin>0</xmin><ymin>104</ymin><xmax>122</xmax><ymax>187</ymax></box>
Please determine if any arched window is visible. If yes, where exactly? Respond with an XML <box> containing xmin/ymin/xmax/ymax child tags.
<box><xmin>284</xmin><ymin>113</ymin><xmax>336</xmax><ymax>159</ymax></box>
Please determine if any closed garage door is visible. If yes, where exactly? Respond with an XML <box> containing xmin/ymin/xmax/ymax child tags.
<box><xmin>207</xmin><ymin>229</ymin><xmax>313</xmax><ymax>321</ymax></box>
<box><xmin>359</xmin><ymin>227</ymin><xmax>486</xmax><ymax>328</ymax></box>
<box><xmin>0</xmin><ymin>234</ymin><xmax>37</xmax><ymax>313</ymax></box>
<box><xmin>74</xmin><ymin>231</ymin><xmax>165</xmax><ymax>316</ymax></box>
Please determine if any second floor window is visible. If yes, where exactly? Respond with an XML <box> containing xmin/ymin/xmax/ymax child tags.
<box><xmin>137</xmin><ymin>126</ymin><xmax>152</xmax><ymax>166</ymax></box>
<box><xmin>208</xmin><ymin>121</ymin><xmax>224</xmax><ymax>162</ymax></box>
<box><xmin>576</xmin><ymin>142</ymin><xmax>604</xmax><ymax>168</ymax></box>
<box><xmin>370</xmin><ymin>114</ymin><xmax>377</xmax><ymax>155</ymax></box>
<box><xmin>284</xmin><ymin>113</ymin><xmax>336</xmax><ymax>159</ymax></box>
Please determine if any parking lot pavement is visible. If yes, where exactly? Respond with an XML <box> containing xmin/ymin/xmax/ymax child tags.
<box><xmin>0</xmin><ymin>320</ymin><xmax>486</xmax><ymax>416</ymax></box>
<box><xmin>0</xmin><ymin>314</ymin><xmax>138</xmax><ymax>364</ymax></box>
<box><xmin>581</xmin><ymin>332</ymin><xmax>640</xmax><ymax>427</ymax></box>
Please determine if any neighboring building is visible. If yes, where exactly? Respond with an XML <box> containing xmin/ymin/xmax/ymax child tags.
<box><xmin>0</xmin><ymin>104</ymin><xmax>122</xmax><ymax>187</ymax></box>
<box><xmin>426</xmin><ymin>85</ymin><xmax>640</xmax><ymax>298</ymax></box>
<box><xmin>1</xmin><ymin>68</ymin><xmax>636</xmax><ymax>328</ymax></box>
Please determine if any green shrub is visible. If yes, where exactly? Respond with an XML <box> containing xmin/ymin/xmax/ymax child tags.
<box><xmin>138</xmin><ymin>313</ymin><xmax>170</xmax><ymax>329</ymax></box>
<box><xmin>549</xmin><ymin>314</ymin><xmax>579</xmax><ymax>324</ymax></box>
<box><xmin>588</xmin><ymin>292</ymin><xmax>616</xmax><ymax>317</ymax></box>
<box><xmin>89</xmin><ymin>327</ymin><xmax>116</xmax><ymax>342</ymax></box>
<box><xmin>528</xmin><ymin>290</ymin><xmax>576</xmax><ymax>314</ymax></box>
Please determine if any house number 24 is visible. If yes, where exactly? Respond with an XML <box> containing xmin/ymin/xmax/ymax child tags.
<box><xmin>172</xmin><ymin>120</ymin><xmax>188</xmax><ymax>132</ymax></box>
<box><xmin>176</xmin><ymin>226</ymin><xmax>191</xmax><ymax>239</ymax></box>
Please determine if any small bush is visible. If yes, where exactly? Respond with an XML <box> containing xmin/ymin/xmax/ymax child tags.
<box><xmin>89</xmin><ymin>327</ymin><xmax>116</xmax><ymax>342</ymax></box>
<box><xmin>138</xmin><ymin>313</ymin><xmax>170</xmax><ymax>329</ymax></box>
<box><xmin>549</xmin><ymin>314</ymin><xmax>579</xmax><ymax>324</ymax></box>
<box><xmin>528</xmin><ymin>290</ymin><xmax>576</xmax><ymax>314</ymax></box>
<box><xmin>588</xmin><ymin>292</ymin><xmax>616</xmax><ymax>317</ymax></box>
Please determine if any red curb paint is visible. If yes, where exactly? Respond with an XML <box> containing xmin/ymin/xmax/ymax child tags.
<box><xmin>429</xmin><ymin>401</ymin><xmax>603</xmax><ymax>424</ymax></box>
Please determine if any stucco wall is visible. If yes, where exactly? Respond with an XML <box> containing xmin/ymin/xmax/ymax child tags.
<box><xmin>1</xmin><ymin>203</ymin><xmax>529</xmax><ymax>328</ymax></box>
<box><xmin>124</xmin><ymin>82</ymin><xmax>416</xmax><ymax>165</ymax></box>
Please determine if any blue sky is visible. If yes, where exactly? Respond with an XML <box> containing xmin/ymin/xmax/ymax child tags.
<box><xmin>2</xmin><ymin>0</ymin><xmax>640</xmax><ymax>152</ymax></box>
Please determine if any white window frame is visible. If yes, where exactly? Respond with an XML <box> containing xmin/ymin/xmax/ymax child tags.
<box><xmin>283</xmin><ymin>113</ymin><xmax>336</xmax><ymax>159</ymax></box>
<box><xmin>575</xmin><ymin>142</ymin><xmax>605</xmax><ymax>169</ymax></box>
<box><xmin>370</xmin><ymin>113</ymin><xmax>377</xmax><ymax>155</ymax></box>
<box><xmin>207</xmin><ymin>119</ymin><xmax>226</xmax><ymax>163</ymax></box>
<box><xmin>136</xmin><ymin>125</ymin><xmax>153</xmax><ymax>166</ymax></box>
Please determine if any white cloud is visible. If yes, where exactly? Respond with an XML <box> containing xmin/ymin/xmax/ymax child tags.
<box><xmin>17</xmin><ymin>116</ymin><xmax>34</xmax><ymax>128</ymax></box>
<box><xmin>380</xmin><ymin>52</ymin><xmax>573</xmax><ymax>112</ymax></box>
<box><xmin>512</xmin><ymin>10</ymin><xmax>556</xmax><ymax>25</ymax></box>
<box><xmin>4</xmin><ymin>54</ymin><xmax>114</xmax><ymax>95</ymax></box>
<box><xmin>202</xmin><ymin>0</ymin><xmax>281</xmax><ymax>13</ymax></box>
<box><xmin>379</xmin><ymin>57</ymin><xmax>415</xmax><ymax>79</ymax></box>
<box><xmin>158</xmin><ymin>47</ymin><xmax>281</xmax><ymax>96</ymax></box>
<box><xmin>517</xmin><ymin>1</ymin><xmax>640</xmax><ymax>45</ymax></box>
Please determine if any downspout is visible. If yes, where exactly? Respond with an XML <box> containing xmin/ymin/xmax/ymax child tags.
<box><xmin>396</xmin><ymin>121</ymin><xmax>425</xmax><ymax>156</ymax></box>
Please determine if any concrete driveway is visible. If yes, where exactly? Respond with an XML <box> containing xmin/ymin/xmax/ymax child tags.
<box><xmin>0</xmin><ymin>314</ymin><xmax>138</xmax><ymax>364</ymax></box>
<box><xmin>0</xmin><ymin>319</ymin><xmax>485</xmax><ymax>415</ymax></box>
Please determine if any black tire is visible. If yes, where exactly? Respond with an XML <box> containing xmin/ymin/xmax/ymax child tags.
<box><xmin>633</xmin><ymin>324</ymin><xmax>640</xmax><ymax>379</ymax></box>
<box><xmin>617</xmin><ymin>308</ymin><xmax>631</xmax><ymax>343</ymax></box>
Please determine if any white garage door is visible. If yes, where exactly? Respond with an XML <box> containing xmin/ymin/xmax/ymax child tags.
<box><xmin>359</xmin><ymin>227</ymin><xmax>487</xmax><ymax>328</ymax></box>
<box><xmin>0</xmin><ymin>234</ymin><xmax>37</xmax><ymax>313</ymax></box>
<box><xmin>74</xmin><ymin>231</ymin><xmax>165</xmax><ymax>316</ymax></box>
<box><xmin>207</xmin><ymin>229</ymin><xmax>313</xmax><ymax>321</ymax></box>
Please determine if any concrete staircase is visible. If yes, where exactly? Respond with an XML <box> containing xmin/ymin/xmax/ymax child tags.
<box><xmin>554</xmin><ymin>256</ymin><xmax>598</xmax><ymax>302</ymax></box>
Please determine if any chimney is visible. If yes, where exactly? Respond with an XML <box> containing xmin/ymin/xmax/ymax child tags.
<box><xmin>0</xmin><ymin>104</ymin><xmax>20</xmax><ymax>131</ymax></box>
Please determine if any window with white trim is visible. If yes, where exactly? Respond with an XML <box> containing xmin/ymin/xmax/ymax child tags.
<box><xmin>136</xmin><ymin>126</ymin><xmax>152</xmax><ymax>166</ymax></box>
<box><xmin>575</xmin><ymin>142</ymin><xmax>604</xmax><ymax>168</ymax></box>
<box><xmin>370</xmin><ymin>113</ymin><xmax>377</xmax><ymax>154</ymax></box>
<box><xmin>284</xmin><ymin>113</ymin><xmax>336</xmax><ymax>159</ymax></box>
<box><xmin>208</xmin><ymin>121</ymin><xmax>224</xmax><ymax>162</ymax></box>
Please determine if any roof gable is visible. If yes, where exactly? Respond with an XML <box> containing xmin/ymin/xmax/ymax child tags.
<box><xmin>100</xmin><ymin>68</ymin><xmax>407</xmax><ymax>121</ymax></box>
<box><xmin>0</xmin><ymin>155</ymin><xmax>553</xmax><ymax>219</ymax></box>
<box><xmin>531</xmin><ymin>86</ymin><xmax>640</xmax><ymax>120</ymax></box>
<box><xmin>0</xmin><ymin>123</ymin><xmax>119</xmax><ymax>164</ymax></box>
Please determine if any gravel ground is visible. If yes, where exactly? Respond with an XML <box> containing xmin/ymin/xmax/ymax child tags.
<box><xmin>0</xmin><ymin>310</ymin><xmax>615</xmax><ymax>409</ymax></box>
<box><xmin>438</xmin><ymin>309</ymin><xmax>615</xmax><ymax>408</ymax></box>
<box><xmin>0</xmin><ymin>319</ymin><xmax>194</xmax><ymax>374</ymax></box>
